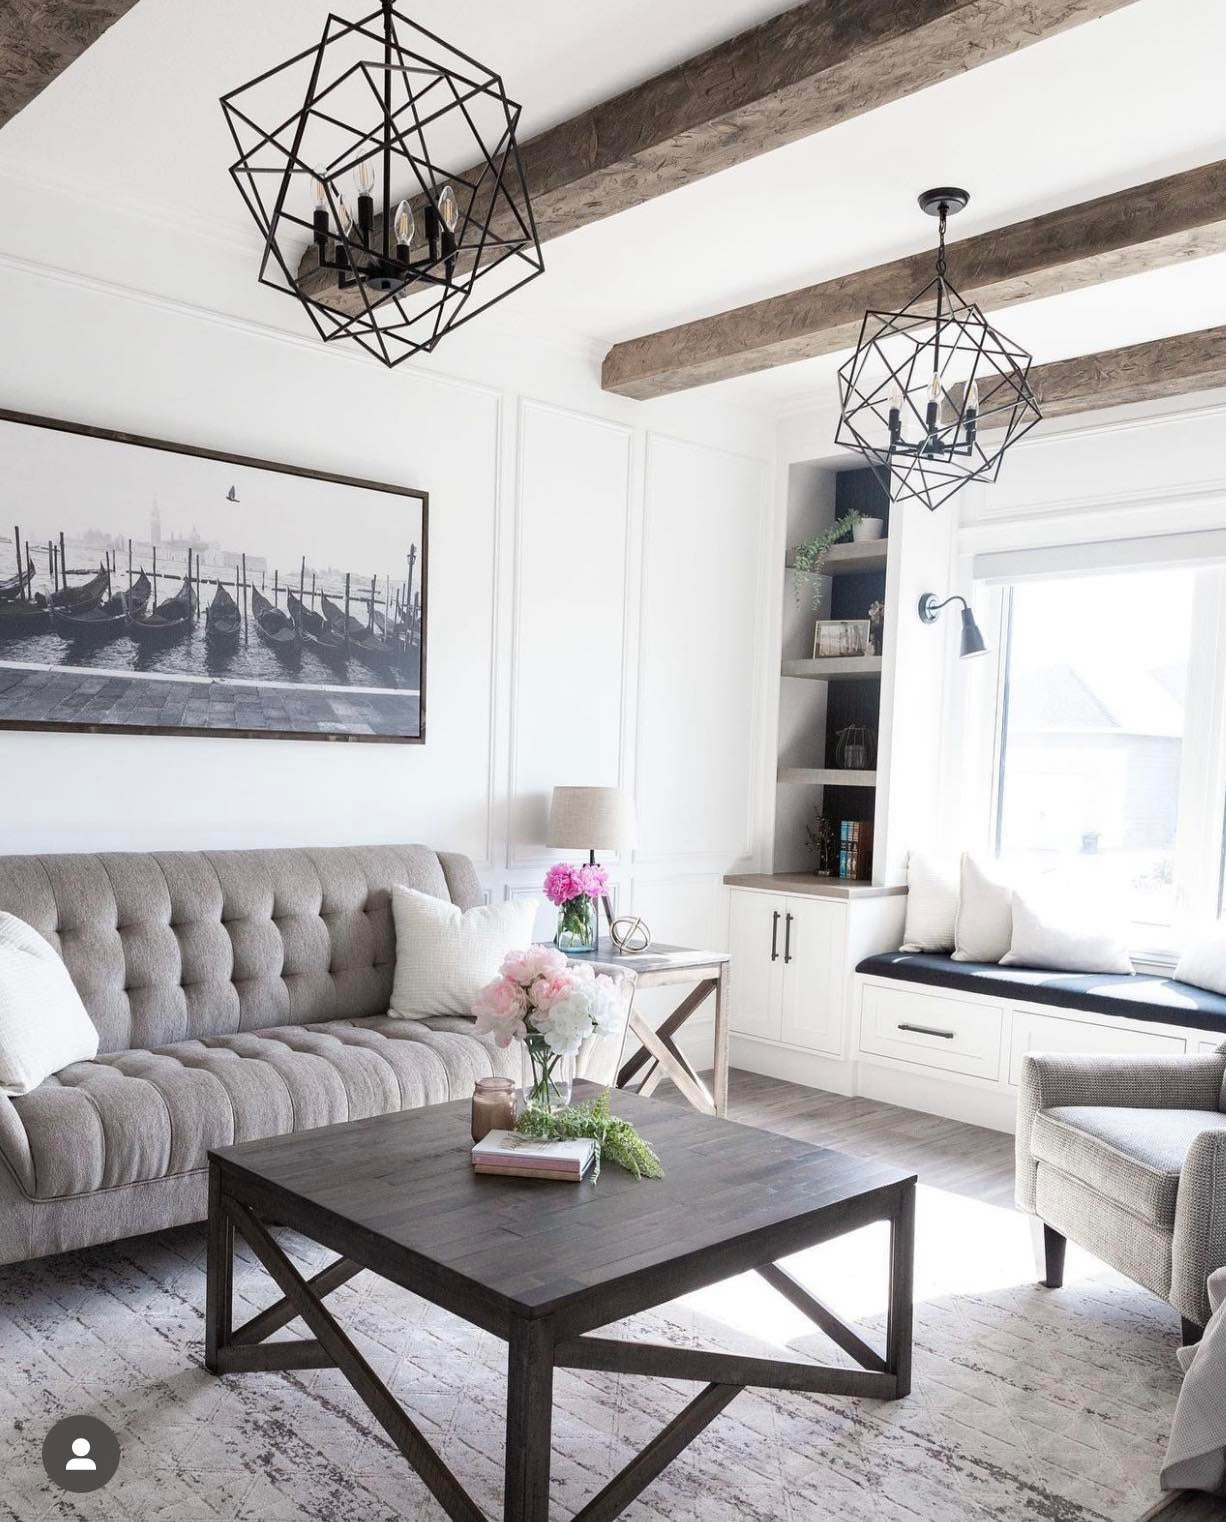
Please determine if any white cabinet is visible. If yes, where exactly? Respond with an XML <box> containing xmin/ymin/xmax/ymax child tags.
<box><xmin>728</xmin><ymin>889</ymin><xmax>845</xmax><ymax>1054</ymax></box>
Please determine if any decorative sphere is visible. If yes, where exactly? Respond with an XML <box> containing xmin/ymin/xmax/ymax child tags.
<box><xmin>610</xmin><ymin>915</ymin><xmax>652</xmax><ymax>953</ymax></box>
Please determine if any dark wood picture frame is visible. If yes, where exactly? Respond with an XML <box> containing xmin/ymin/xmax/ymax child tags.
<box><xmin>0</xmin><ymin>408</ymin><xmax>428</xmax><ymax>745</ymax></box>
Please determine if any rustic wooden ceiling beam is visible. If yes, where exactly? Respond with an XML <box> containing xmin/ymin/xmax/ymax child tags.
<box><xmin>970</xmin><ymin>325</ymin><xmax>1226</xmax><ymax>425</ymax></box>
<box><xmin>297</xmin><ymin>0</ymin><xmax>1139</xmax><ymax>313</ymax></box>
<box><xmin>602</xmin><ymin>159</ymin><xmax>1226</xmax><ymax>399</ymax></box>
<box><xmin>0</xmin><ymin>1</ymin><xmax>140</xmax><ymax>129</ymax></box>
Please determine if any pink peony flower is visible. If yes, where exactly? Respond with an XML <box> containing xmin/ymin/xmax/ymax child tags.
<box><xmin>529</xmin><ymin>971</ymin><xmax>575</xmax><ymax>1012</ymax></box>
<box><xmin>501</xmin><ymin>944</ymin><xmax>567</xmax><ymax>986</ymax></box>
<box><xmin>544</xmin><ymin>861</ymin><xmax>608</xmax><ymax>905</ymax></box>
<box><xmin>575</xmin><ymin>864</ymin><xmax>609</xmax><ymax>899</ymax></box>
<box><xmin>471</xmin><ymin>975</ymin><xmax>529</xmax><ymax>1047</ymax></box>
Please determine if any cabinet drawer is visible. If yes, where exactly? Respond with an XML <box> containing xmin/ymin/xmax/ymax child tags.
<box><xmin>1008</xmin><ymin>1009</ymin><xmax>1187</xmax><ymax>1086</ymax></box>
<box><xmin>859</xmin><ymin>982</ymin><xmax>1003</xmax><ymax>1080</ymax></box>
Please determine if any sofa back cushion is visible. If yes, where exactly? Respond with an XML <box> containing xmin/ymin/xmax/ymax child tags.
<box><xmin>0</xmin><ymin>845</ymin><xmax>481</xmax><ymax>1054</ymax></box>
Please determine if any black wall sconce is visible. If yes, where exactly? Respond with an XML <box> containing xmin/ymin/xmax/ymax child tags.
<box><xmin>918</xmin><ymin>592</ymin><xmax>988</xmax><ymax>659</ymax></box>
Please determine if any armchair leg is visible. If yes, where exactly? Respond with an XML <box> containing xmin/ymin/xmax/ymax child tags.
<box><xmin>1042</xmin><ymin>1225</ymin><xmax>1066</xmax><ymax>1289</ymax></box>
<box><xmin>1181</xmin><ymin>1317</ymin><xmax>1204</xmax><ymax>1348</ymax></box>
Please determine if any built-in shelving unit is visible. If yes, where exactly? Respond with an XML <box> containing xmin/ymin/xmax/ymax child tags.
<box><xmin>777</xmin><ymin>767</ymin><xmax>876</xmax><ymax>787</ymax></box>
<box><xmin>781</xmin><ymin>656</ymin><xmax>883</xmax><ymax>681</ymax></box>
<box><xmin>786</xmin><ymin>539</ymin><xmax>888</xmax><ymax>576</ymax></box>
<box><xmin>775</xmin><ymin>464</ymin><xmax>890</xmax><ymax>880</ymax></box>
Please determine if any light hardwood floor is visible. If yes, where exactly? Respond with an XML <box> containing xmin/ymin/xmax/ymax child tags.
<box><xmin>679</xmin><ymin>1069</ymin><xmax>1217</xmax><ymax>1522</ymax></box>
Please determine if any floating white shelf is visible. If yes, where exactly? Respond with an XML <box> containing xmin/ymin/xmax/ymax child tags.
<box><xmin>786</xmin><ymin>539</ymin><xmax>888</xmax><ymax>576</ymax></box>
<box><xmin>777</xmin><ymin>767</ymin><xmax>877</xmax><ymax>787</ymax></box>
<box><xmin>781</xmin><ymin>656</ymin><xmax>883</xmax><ymax>680</ymax></box>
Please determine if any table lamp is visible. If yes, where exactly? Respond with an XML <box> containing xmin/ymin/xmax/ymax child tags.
<box><xmin>546</xmin><ymin>786</ymin><xmax>636</xmax><ymax>941</ymax></box>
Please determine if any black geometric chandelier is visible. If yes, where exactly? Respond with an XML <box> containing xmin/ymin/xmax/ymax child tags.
<box><xmin>221</xmin><ymin>1</ymin><xmax>544</xmax><ymax>368</ymax></box>
<box><xmin>835</xmin><ymin>189</ymin><xmax>1041</xmax><ymax>511</ymax></box>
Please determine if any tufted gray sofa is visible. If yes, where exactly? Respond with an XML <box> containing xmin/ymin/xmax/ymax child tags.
<box><xmin>0</xmin><ymin>844</ymin><xmax>528</xmax><ymax>1267</ymax></box>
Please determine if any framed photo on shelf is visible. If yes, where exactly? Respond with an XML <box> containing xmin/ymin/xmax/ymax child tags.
<box><xmin>812</xmin><ymin>618</ymin><xmax>870</xmax><ymax>660</ymax></box>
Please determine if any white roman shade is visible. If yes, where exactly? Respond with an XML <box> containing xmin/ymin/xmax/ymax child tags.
<box><xmin>974</xmin><ymin>528</ymin><xmax>1226</xmax><ymax>585</ymax></box>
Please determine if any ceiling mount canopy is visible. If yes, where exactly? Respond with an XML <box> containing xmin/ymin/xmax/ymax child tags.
<box><xmin>221</xmin><ymin>0</ymin><xmax>544</xmax><ymax>368</ymax></box>
<box><xmin>835</xmin><ymin>187</ymin><xmax>1041</xmax><ymax>512</ymax></box>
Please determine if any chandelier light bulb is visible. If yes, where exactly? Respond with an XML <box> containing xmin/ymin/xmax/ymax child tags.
<box><xmin>355</xmin><ymin>160</ymin><xmax>376</xmax><ymax>196</ymax></box>
<box><xmin>887</xmin><ymin>383</ymin><xmax>903</xmax><ymax>411</ymax></box>
<box><xmin>335</xmin><ymin>192</ymin><xmax>354</xmax><ymax>235</ymax></box>
<box><xmin>312</xmin><ymin>177</ymin><xmax>328</xmax><ymax>210</ymax></box>
<box><xmin>966</xmin><ymin>380</ymin><xmax>980</xmax><ymax>412</ymax></box>
<box><xmin>437</xmin><ymin>184</ymin><xmax>459</xmax><ymax>233</ymax></box>
<box><xmin>394</xmin><ymin>199</ymin><xmax>415</xmax><ymax>248</ymax></box>
<box><xmin>928</xmin><ymin>372</ymin><xmax>942</xmax><ymax>403</ymax></box>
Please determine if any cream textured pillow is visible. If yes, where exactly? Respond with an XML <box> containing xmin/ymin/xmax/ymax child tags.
<box><xmin>1175</xmin><ymin>922</ymin><xmax>1226</xmax><ymax>996</ymax></box>
<box><xmin>0</xmin><ymin>911</ymin><xmax>99</xmax><ymax>1096</ymax></box>
<box><xmin>1001</xmin><ymin>891</ymin><xmax>1134</xmax><ymax>975</ymax></box>
<box><xmin>951</xmin><ymin>853</ymin><xmax>1013</xmax><ymax>964</ymax></box>
<box><xmin>390</xmin><ymin>888</ymin><xmax>539</xmax><ymax>1019</ymax></box>
<box><xmin>899</xmin><ymin>852</ymin><xmax>958</xmax><ymax>953</ymax></box>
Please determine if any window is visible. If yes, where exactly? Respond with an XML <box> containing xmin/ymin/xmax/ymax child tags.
<box><xmin>993</xmin><ymin>563</ymin><xmax>1226</xmax><ymax>957</ymax></box>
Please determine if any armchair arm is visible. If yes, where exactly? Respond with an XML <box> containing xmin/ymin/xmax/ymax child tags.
<box><xmin>1016</xmin><ymin>1050</ymin><xmax>1226</xmax><ymax>1212</ymax></box>
<box><xmin>1173</xmin><ymin>1127</ymin><xmax>1226</xmax><ymax>1327</ymax></box>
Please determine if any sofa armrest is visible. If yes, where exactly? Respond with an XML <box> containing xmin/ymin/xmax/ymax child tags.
<box><xmin>1174</xmin><ymin>1127</ymin><xmax>1226</xmax><ymax>1327</ymax></box>
<box><xmin>1015</xmin><ymin>1051</ymin><xmax>1226</xmax><ymax>1213</ymax></box>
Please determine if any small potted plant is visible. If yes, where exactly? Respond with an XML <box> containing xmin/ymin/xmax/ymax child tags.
<box><xmin>472</xmin><ymin>946</ymin><xmax>623</xmax><ymax>1112</ymax></box>
<box><xmin>543</xmin><ymin>861</ymin><xmax>607</xmax><ymax>953</ymax></box>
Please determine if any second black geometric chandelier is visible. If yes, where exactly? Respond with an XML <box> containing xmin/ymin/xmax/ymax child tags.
<box><xmin>221</xmin><ymin>1</ymin><xmax>544</xmax><ymax>368</ymax></box>
<box><xmin>835</xmin><ymin>189</ymin><xmax>1042</xmax><ymax>511</ymax></box>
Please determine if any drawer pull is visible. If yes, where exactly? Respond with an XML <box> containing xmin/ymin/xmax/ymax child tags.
<box><xmin>897</xmin><ymin>1022</ymin><xmax>956</xmax><ymax>1039</ymax></box>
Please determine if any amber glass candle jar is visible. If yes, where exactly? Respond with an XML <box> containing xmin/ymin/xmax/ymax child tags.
<box><xmin>471</xmin><ymin>1076</ymin><xmax>516</xmax><ymax>1142</ymax></box>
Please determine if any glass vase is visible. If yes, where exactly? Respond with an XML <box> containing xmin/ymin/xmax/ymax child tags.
<box><xmin>519</xmin><ymin>1037</ymin><xmax>574</xmax><ymax>1115</ymax></box>
<box><xmin>554</xmin><ymin>893</ymin><xmax>597</xmax><ymax>954</ymax></box>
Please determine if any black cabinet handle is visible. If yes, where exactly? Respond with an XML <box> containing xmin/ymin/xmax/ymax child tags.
<box><xmin>898</xmin><ymin>1022</ymin><xmax>956</xmax><ymax>1039</ymax></box>
<box><xmin>770</xmin><ymin>910</ymin><xmax>780</xmax><ymax>962</ymax></box>
<box><xmin>783</xmin><ymin>912</ymin><xmax>794</xmax><ymax>964</ymax></box>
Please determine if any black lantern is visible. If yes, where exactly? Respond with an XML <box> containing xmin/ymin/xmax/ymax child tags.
<box><xmin>221</xmin><ymin>1</ymin><xmax>544</xmax><ymax>368</ymax></box>
<box><xmin>836</xmin><ymin>189</ymin><xmax>1041</xmax><ymax>512</ymax></box>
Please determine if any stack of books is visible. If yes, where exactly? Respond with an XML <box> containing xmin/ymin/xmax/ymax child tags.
<box><xmin>472</xmin><ymin>1130</ymin><xmax>597</xmax><ymax>1182</ymax></box>
<box><xmin>838</xmin><ymin>819</ymin><xmax>873</xmax><ymax>881</ymax></box>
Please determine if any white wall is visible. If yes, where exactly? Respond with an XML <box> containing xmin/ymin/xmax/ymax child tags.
<box><xmin>0</xmin><ymin>191</ymin><xmax>773</xmax><ymax>978</ymax></box>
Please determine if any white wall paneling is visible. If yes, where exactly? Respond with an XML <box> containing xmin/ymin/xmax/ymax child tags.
<box><xmin>634</xmin><ymin>434</ymin><xmax>769</xmax><ymax>875</ymax></box>
<box><xmin>507</xmin><ymin>399</ymin><xmax>633</xmax><ymax>867</ymax></box>
<box><xmin>0</xmin><ymin>244</ymin><xmax>772</xmax><ymax>955</ymax></box>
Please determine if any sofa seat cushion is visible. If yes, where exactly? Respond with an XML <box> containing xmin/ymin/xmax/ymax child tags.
<box><xmin>0</xmin><ymin>1016</ymin><xmax>516</xmax><ymax>1201</ymax></box>
<box><xmin>1031</xmin><ymin>1105</ymin><xmax>1226</xmax><ymax>1227</ymax></box>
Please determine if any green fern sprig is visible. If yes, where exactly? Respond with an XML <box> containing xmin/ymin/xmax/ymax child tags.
<box><xmin>514</xmin><ymin>1090</ymin><xmax>664</xmax><ymax>1180</ymax></box>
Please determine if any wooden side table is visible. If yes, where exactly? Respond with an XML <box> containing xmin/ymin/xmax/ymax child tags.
<box><xmin>579</xmin><ymin>938</ymin><xmax>730</xmax><ymax>1116</ymax></box>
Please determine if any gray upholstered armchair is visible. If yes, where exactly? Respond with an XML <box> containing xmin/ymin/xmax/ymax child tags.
<box><xmin>1016</xmin><ymin>1047</ymin><xmax>1226</xmax><ymax>1340</ymax></box>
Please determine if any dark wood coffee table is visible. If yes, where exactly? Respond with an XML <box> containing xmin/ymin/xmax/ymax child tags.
<box><xmin>204</xmin><ymin>1088</ymin><xmax>915</xmax><ymax>1522</ymax></box>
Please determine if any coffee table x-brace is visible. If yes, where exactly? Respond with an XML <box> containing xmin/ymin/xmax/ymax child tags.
<box><xmin>205</xmin><ymin>1090</ymin><xmax>914</xmax><ymax>1522</ymax></box>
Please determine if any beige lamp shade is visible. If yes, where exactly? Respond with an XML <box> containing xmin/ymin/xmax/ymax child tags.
<box><xmin>546</xmin><ymin>786</ymin><xmax>636</xmax><ymax>851</ymax></box>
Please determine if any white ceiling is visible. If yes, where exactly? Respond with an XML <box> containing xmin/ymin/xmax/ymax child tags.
<box><xmin>1</xmin><ymin>0</ymin><xmax>1223</xmax><ymax>413</ymax></box>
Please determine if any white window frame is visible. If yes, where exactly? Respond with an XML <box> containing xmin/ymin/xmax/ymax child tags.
<box><xmin>972</xmin><ymin>550</ymin><xmax>1226</xmax><ymax>966</ymax></box>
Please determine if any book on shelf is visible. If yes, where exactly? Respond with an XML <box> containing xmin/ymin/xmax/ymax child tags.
<box><xmin>471</xmin><ymin>1130</ymin><xmax>597</xmax><ymax>1181</ymax></box>
<box><xmin>837</xmin><ymin>819</ymin><xmax>874</xmax><ymax>882</ymax></box>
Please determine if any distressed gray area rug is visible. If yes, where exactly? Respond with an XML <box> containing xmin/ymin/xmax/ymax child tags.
<box><xmin>0</xmin><ymin>1216</ymin><xmax>1182</xmax><ymax>1522</ymax></box>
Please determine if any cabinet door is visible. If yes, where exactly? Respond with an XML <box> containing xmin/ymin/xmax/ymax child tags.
<box><xmin>728</xmin><ymin>892</ymin><xmax>784</xmax><ymax>1040</ymax></box>
<box><xmin>778</xmin><ymin>897</ymin><xmax>844</xmax><ymax>1054</ymax></box>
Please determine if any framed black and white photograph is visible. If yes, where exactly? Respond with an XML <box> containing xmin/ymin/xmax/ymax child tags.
<box><xmin>0</xmin><ymin>410</ymin><xmax>427</xmax><ymax>743</ymax></box>
<box><xmin>812</xmin><ymin>618</ymin><xmax>870</xmax><ymax>660</ymax></box>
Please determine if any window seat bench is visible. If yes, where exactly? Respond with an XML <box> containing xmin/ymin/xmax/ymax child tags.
<box><xmin>856</xmin><ymin>952</ymin><xmax>1226</xmax><ymax>1038</ymax></box>
<box><xmin>846</xmin><ymin>952</ymin><xmax>1226</xmax><ymax>1132</ymax></box>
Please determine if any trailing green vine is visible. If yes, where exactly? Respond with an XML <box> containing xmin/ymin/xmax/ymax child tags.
<box><xmin>789</xmin><ymin>512</ymin><xmax>861</xmax><ymax>609</ymax></box>
<box><xmin>515</xmin><ymin>1090</ymin><xmax>664</xmax><ymax>1180</ymax></box>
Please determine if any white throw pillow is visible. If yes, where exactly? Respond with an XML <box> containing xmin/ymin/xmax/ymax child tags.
<box><xmin>0</xmin><ymin>911</ymin><xmax>99</xmax><ymax>1096</ymax></box>
<box><xmin>899</xmin><ymin>852</ymin><xmax>958</xmax><ymax>953</ymax></box>
<box><xmin>1175</xmin><ymin>922</ymin><xmax>1226</xmax><ymax>997</ymax></box>
<box><xmin>1000</xmin><ymin>891</ymin><xmax>1134</xmax><ymax>975</ymax></box>
<box><xmin>951</xmin><ymin>852</ymin><xmax>1013</xmax><ymax>964</ymax></box>
<box><xmin>390</xmin><ymin>889</ymin><xmax>539</xmax><ymax>1019</ymax></box>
